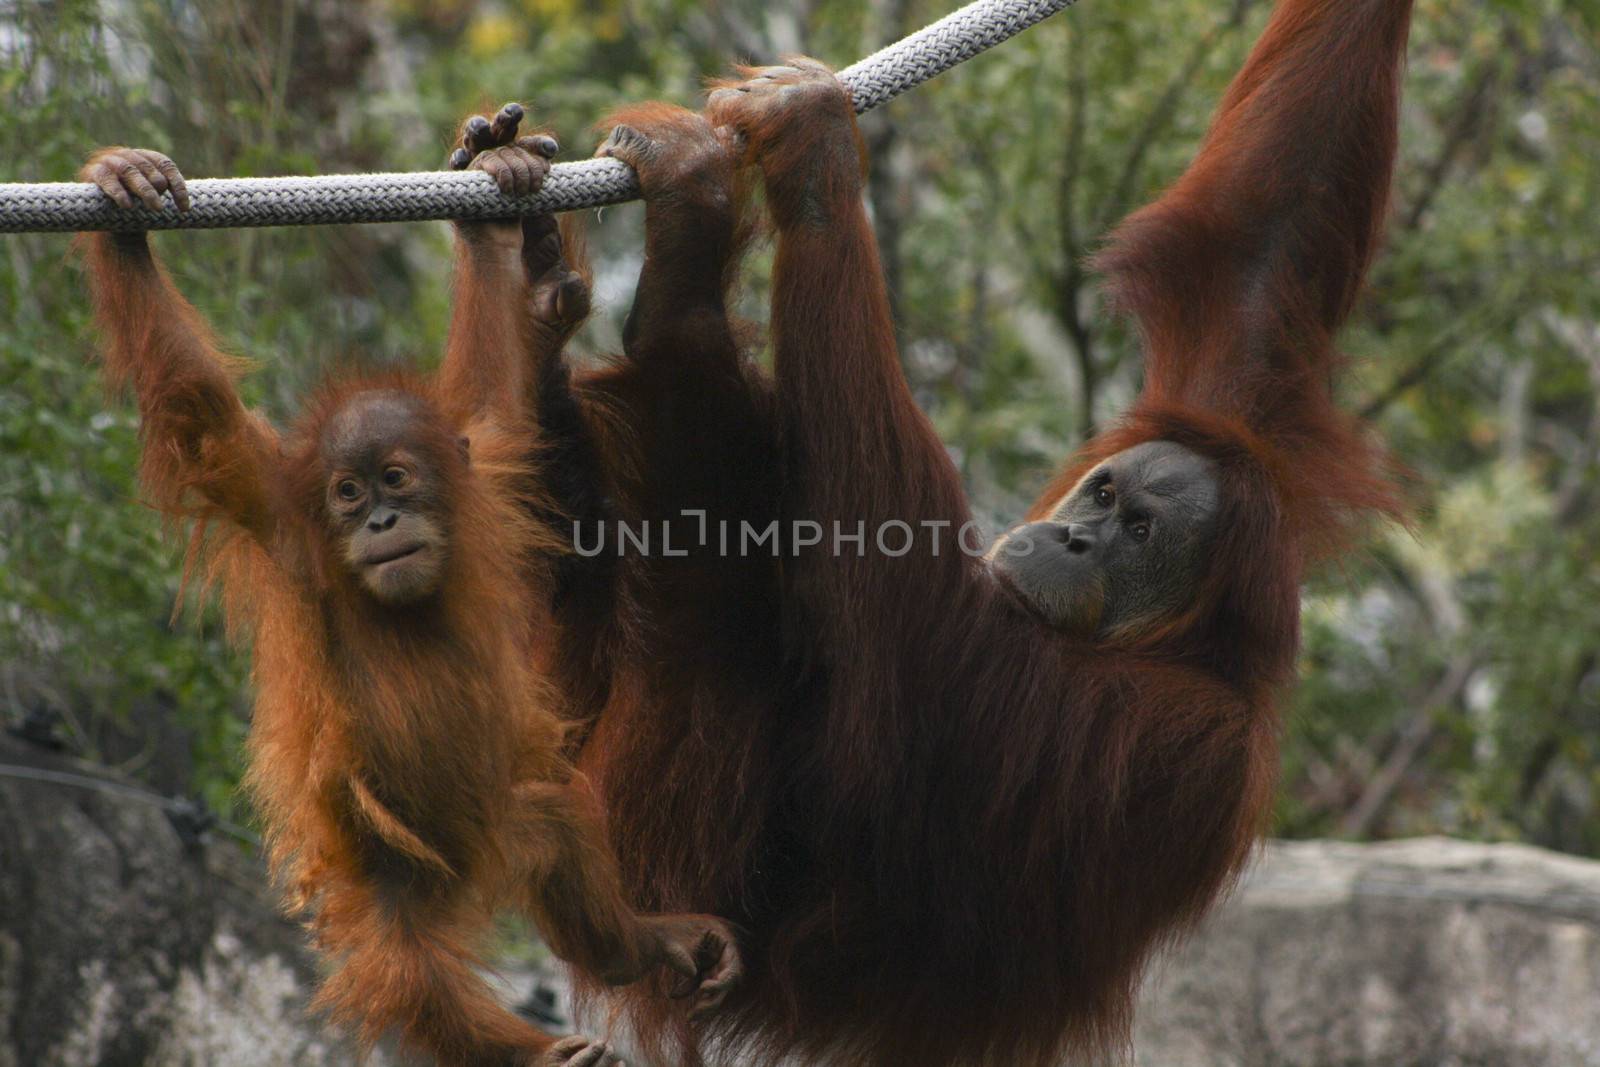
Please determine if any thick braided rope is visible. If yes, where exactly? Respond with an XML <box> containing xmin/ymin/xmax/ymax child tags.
<box><xmin>0</xmin><ymin>0</ymin><xmax>1075</xmax><ymax>234</ymax></box>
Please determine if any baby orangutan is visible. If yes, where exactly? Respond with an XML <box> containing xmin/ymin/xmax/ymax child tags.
<box><xmin>77</xmin><ymin>104</ymin><xmax>739</xmax><ymax>1067</ymax></box>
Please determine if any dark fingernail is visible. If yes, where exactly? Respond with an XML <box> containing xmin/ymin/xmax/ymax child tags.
<box><xmin>492</xmin><ymin>102</ymin><xmax>523</xmax><ymax>143</ymax></box>
<box><xmin>449</xmin><ymin>147</ymin><xmax>471</xmax><ymax>169</ymax></box>
<box><xmin>532</xmin><ymin>135</ymin><xmax>558</xmax><ymax>158</ymax></box>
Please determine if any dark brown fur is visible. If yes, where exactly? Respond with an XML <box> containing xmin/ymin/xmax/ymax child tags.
<box><xmin>518</xmin><ymin>1</ymin><xmax>1416</xmax><ymax>1064</ymax></box>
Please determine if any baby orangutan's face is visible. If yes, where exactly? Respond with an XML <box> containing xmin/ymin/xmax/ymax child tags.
<box><xmin>320</xmin><ymin>392</ymin><xmax>457</xmax><ymax>606</ymax></box>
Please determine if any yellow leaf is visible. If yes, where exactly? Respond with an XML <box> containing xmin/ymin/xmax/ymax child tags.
<box><xmin>467</xmin><ymin>13</ymin><xmax>521</xmax><ymax>56</ymax></box>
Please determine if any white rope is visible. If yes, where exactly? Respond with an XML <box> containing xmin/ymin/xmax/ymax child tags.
<box><xmin>0</xmin><ymin>0</ymin><xmax>1076</xmax><ymax>233</ymax></box>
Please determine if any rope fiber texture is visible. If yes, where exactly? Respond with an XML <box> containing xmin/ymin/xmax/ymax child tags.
<box><xmin>0</xmin><ymin>0</ymin><xmax>1074</xmax><ymax>233</ymax></box>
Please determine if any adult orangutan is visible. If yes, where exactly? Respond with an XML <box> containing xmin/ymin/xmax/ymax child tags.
<box><xmin>76</xmin><ymin>105</ymin><xmax>740</xmax><ymax>1067</ymax></box>
<box><xmin>504</xmin><ymin>0</ymin><xmax>1416</xmax><ymax>1063</ymax></box>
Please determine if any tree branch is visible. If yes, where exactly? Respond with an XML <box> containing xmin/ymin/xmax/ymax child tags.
<box><xmin>1092</xmin><ymin>0</ymin><xmax>1257</xmax><ymax>235</ymax></box>
<box><xmin>1399</xmin><ymin>58</ymin><xmax>1499</xmax><ymax>233</ymax></box>
<box><xmin>1340</xmin><ymin>654</ymin><xmax>1477</xmax><ymax>838</ymax></box>
<box><xmin>1054</xmin><ymin>21</ymin><xmax>1097</xmax><ymax>436</ymax></box>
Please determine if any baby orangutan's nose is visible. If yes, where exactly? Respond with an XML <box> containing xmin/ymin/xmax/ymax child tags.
<box><xmin>367</xmin><ymin>506</ymin><xmax>399</xmax><ymax>533</ymax></box>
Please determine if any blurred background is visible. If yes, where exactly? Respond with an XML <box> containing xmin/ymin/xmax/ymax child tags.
<box><xmin>0</xmin><ymin>0</ymin><xmax>1597</xmax><ymax>1062</ymax></box>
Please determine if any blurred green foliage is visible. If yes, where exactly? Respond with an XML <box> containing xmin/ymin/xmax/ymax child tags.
<box><xmin>0</xmin><ymin>0</ymin><xmax>1596</xmax><ymax>851</ymax></box>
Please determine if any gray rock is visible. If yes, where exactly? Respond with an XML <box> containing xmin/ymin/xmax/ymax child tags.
<box><xmin>6</xmin><ymin>736</ymin><xmax>1598</xmax><ymax>1067</ymax></box>
<box><xmin>1135</xmin><ymin>837</ymin><xmax>1600</xmax><ymax>1067</ymax></box>
<box><xmin>0</xmin><ymin>734</ymin><xmax>371</xmax><ymax>1067</ymax></box>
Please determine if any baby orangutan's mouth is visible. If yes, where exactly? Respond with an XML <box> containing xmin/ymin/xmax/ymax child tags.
<box><xmin>364</xmin><ymin>542</ymin><xmax>426</xmax><ymax>567</ymax></box>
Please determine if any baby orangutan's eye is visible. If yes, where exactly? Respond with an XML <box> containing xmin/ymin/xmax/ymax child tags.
<box><xmin>383</xmin><ymin>466</ymin><xmax>409</xmax><ymax>488</ymax></box>
<box><xmin>337</xmin><ymin>479</ymin><xmax>362</xmax><ymax>501</ymax></box>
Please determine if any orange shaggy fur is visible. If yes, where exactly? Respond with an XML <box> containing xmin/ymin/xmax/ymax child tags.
<box><xmin>79</xmin><ymin>213</ymin><xmax>724</xmax><ymax>1065</ymax></box>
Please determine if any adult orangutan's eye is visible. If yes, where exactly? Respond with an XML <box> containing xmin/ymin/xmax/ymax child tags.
<box><xmin>1095</xmin><ymin>484</ymin><xmax>1115</xmax><ymax>507</ymax></box>
<box><xmin>1129</xmin><ymin>520</ymin><xmax>1151</xmax><ymax>542</ymax></box>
